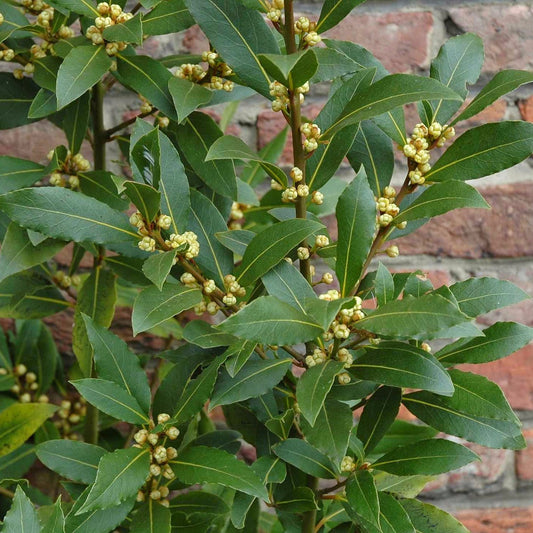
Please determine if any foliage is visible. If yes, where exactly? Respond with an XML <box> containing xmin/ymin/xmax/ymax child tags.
<box><xmin>0</xmin><ymin>0</ymin><xmax>531</xmax><ymax>531</ymax></box>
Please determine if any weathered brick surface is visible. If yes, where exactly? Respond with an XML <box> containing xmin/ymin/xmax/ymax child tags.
<box><xmin>454</xmin><ymin>507</ymin><xmax>533</xmax><ymax>533</ymax></box>
<box><xmin>519</xmin><ymin>96</ymin><xmax>533</xmax><ymax>123</ymax></box>
<box><xmin>448</xmin><ymin>4</ymin><xmax>533</xmax><ymax>72</ymax></box>
<box><xmin>516</xmin><ymin>428</ymin><xmax>533</xmax><ymax>482</ymax></box>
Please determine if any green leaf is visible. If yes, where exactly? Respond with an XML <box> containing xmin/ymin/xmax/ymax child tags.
<box><xmin>452</xmin><ymin>69</ymin><xmax>533</xmax><ymax>126</ymax></box>
<box><xmin>36</xmin><ymin>440</ymin><xmax>107</xmax><ymax>484</ymax></box>
<box><xmin>344</xmin><ymin>470</ymin><xmax>381</xmax><ymax>531</ymax></box>
<box><xmin>0</xmin><ymin>403</ymin><xmax>57</xmax><ymax>457</ymax></box>
<box><xmin>335</xmin><ymin>168</ymin><xmax>376</xmax><ymax>296</ymax></box>
<box><xmin>357</xmin><ymin>386</ymin><xmax>402</xmax><ymax>454</ymax></box>
<box><xmin>216</xmin><ymin>229</ymin><xmax>254</xmax><ymax>256</ymax></box>
<box><xmin>375</xmin><ymin>263</ymin><xmax>394</xmax><ymax>307</ymax></box>
<box><xmin>142</xmin><ymin>250</ymin><xmax>177</xmax><ymax>291</ymax></box>
<box><xmin>142</xmin><ymin>0</ymin><xmax>194</xmax><ymax>36</ymax></box>
<box><xmin>296</xmin><ymin>360</ymin><xmax>346</xmax><ymax>426</ymax></box>
<box><xmin>56</xmin><ymin>46</ymin><xmax>111</xmax><ymax>109</ymax></box>
<box><xmin>225</xmin><ymin>340</ymin><xmax>257</xmax><ymax>377</ymax></box>
<box><xmin>62</xmin><ymin>91</ymin><xmax>90</xmax><ymax>155</ymax></box>
<box><xmin>236</xmin><ymin>219</ymin><xmax>323</xmax><ymax>287</ymax></box>
<box><xmin>28</xmin><ymin>88</ymin><xmax>57</xmax><ymax>119</ymax></box>
<box><xmin>2</xmin><ymin>485</ymin><xmax>40</xmax><ymax>533</ymax></box>
<box><xmin>426</xmin><ymin>121</ymin><xmax>533</xmax><ymax>182</ymax></box>
<box><xmin>0</xmin><ymin>187</ymin><xmax>139</xmax><ymax>253</ymax></box>
<box><xmin>0</xmin><ymin>223</ymin><xmax>64</xmax><ymax>283</ymax></box>
<box><xmin>348</xmin><ymin>121</ymin><xmax>394</xmax><ymax>197</ymax></box>
<box><xmin>170</xmin><ymin>445</ymin><xmax>268</xmax><ymax>500</ymax></box>
<box><xmin>374</xmin><ymin>473</ymin><xmax>435</xmax><ymax>499</ymax></box>
<box><xmin>77</xmin><ymin>170</ymin><xmax>128</xmax><ymax>211</ymax></box>
<box><xmin>78</xmin><ymin>447</ymin><xmax>150</xmax><ymax>514</ymax></box>
<box><xmin>184</xmin><ymin>320</ymin><xmax>237</xmax><ymax>348</ymax></box>
<box><xmin>131</xmin><ymin>500</ymin><xmax>171</xmax><ymax>533</ymax></box>
<box><xmin>394</xmin><ymin>181</ymin><xmax>489</xmax><ymax>224</ymax></box>
<box><xmin>262</xmin><ymin>260</ymin><xmax>316</xmax><ymax>314</ymax></box>
<box><xmin>378</xmin><ymin>492</ymin><xmax>415</xmax><ymax>533</ymax></box>
<box><xmin>0</xmin><ymin>156</ymin><xmax>46</xmax><ymax>194</ymax></box>
<box><xmin>185</xmin><ymin>0</ymin><xmax>279</xmax><ymax>97</ymax></box>
<box><xmin>211</xmin><ymin>356</ymin><xmax>291</xmax><ymax>407</ymax></box>
<box><xmin>33</xmin><ymin>56</ymin><xmax>61</xmax><ymax>92</ymax></box>
<box><xmin>132</xmin><ymin>282</ymin><xmax>203</xmax><ymax>336</ymax></box>
<box><xmin>177</xmin><ymin>113</ymin><xmax>237</xmax><ymax>198</ymax></box>
<box><xmin>123</xmin><ymin>181</ymin><xmax>161</xmax><ymax>223</ymax></box>
<box><xmin>49</xmin><ymin>0</ymin><xmax>99</xmax><ymax>17</ymax></box>
<box><xmin>276</xmin><ymin>487</ymin><xmax>318</xmax><ymax>513</ymax></box>
<box><xmin>322</xmin><ymin>74</ymin><xmax>461</xmax><ymax>140</ymax></box>
<box><xmin>403</xmin><ymin>391</ymin><xmax>525</xmax><ymax>450</ymax></box>
<box><xmin>73</xmin><ymin>267</ymin><xmax>116</xmax><ymax>377</ymax></box>
<box><xmin>83</xmin><ymin>315</ymin><xmax>151</xmax><ymax>413</ymax></box>
<box><xmin>317</xmin><ymin>0</ymin><xmax>367</xmax><ymax>33</ymax></box>
<box><xmin>103</xmin><ymin>13</ymin><xmax>143</xmax><ymax>44</ymax></box>
<box><xmin>356</xmin><ymin>294</ymin><xmax>469</xmax><ymax>340</ymax></box>
<box><xmin>426</xmin><ymin>33</ymin><xmax>484</xmax><ymax>124</ymax></box>
<box><xmin>352</xmin><ymin>342</ymin><xmax>454</xmax><ymax>395</ymax></box>
<box><xmin>39</xmin><ymin>497</ymin><xmax>65</xmax><ymax>533</ymax></box>
<box><xmin>0</xmin><ymin>74</ymin><xmax>39</xmax><ymax>130</ymax></box>
<box><xmin>373</xmin><ymin>438</ymin><xmax>478</xmax><ymax>475</ymax></box>
<box><xmin>258</xmin><ymin>50</ymin><xmax>318</xmax><ymax>88</ymax></box>
<box><xmin>218</xmin><ymin>295</ymin><xmax>323</xmax><ymax>345</ymax></box>
<box><xmin>400</xmin><ymin>499</ymin><xmax>469</xmax><ymax>533</ymax></box>
<box><xmin>300</xmin><ymin>400</ymin><xmax>353</xmax><ymax>466</ymax></box>
<box><xmin>170</xmin><ymin>491</ymin><xmax>229</xmax><ymax>516</ymax></box>
<box><xmin>372</xmin><ymin>421</ymin><xmax>438</xmax><ymax>456</ymax></box>
<box><xmin>266</xmin><ymin>409</ymin><xmax>295</xmax><ymax>440</ymax></box>
<box><xmin>273</xmin><ymin>439</ymin><xmax>337</xmax><ymax>479</ymax></box>
<box><xmin>436</xmin><ymin>321</ymin><xmax>533</xmax><ymax>365</ymax></box>
<box><xmin>446</xmin><ymin>277</ymin><xmax>529</xmax><ymax>318</ymax></box>
<box><xmin>168</xmin><ymin>77</ymin><xmax>212</xmax><ymax>123</ymax></box>
<box><xmin>115</xmin><ymin>54</ymin><xmax>176</xmax><ymax>119</ymax></box>
<box><xmin>72</xmin><ymin>378</ymin><xmax>149</xmax><ymax>424</ymax></box>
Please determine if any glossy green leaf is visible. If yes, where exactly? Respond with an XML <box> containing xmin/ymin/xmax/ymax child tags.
<box><xmin>184</xmin><ymin>320</ymin><xmax>237</xmax><ymax>348</ymax></box>
<box><xmin>123</xmin><ymin>181</ymin><xmax>161</xmax><ymax>224</ymax></box>
<box><xmin>236</xmin><ymin>219</ymin><xmax>323</xmax><ymax>287</ymax></box>
<box><xmin>427</xmin><ymin>121</ymin><xmax>533</xmax><ymax>182</ymax></box>
<box><xmin>169</xmin><ymin>490</ymin><xmax>229</xmax><ymax>516</ymax></box>
<box><xmin>211</xmin><ymin>356</ymin><xmax>291</xmax><ymax>407</ymax></box>
<box><xmin>131</xmin><ymin>500</ymin><xmax>171</xmax><ymax>533</ymax></box>
<box><xmin>0</xmin><ymin>156</ymin><xmax>46</xmax><ymax>194</ymax></box>
<box><xmin>373</xmin><ymin>438</ymin><xmax>478</xmax><ymax>475</ymax></box>
<box><xmin>276</xmin><ymin>487</ymin><xmax>318</xmax><ymax>513</ymax></box>
<box><xmin>72</xmin><ymin>378</ymin><xmax>149</xmax><ymax>424</ymax></box>
<box><xmin>36</xmin><ymin>439</ymin><xmax>107</xmax><ymax>484</ymax></box>
<box><xmin>103</xmin><ymin>13</ymin><xmax>143</xmax><ymax>44</ymax></box>
<box><xmin>375</xmin><ymin>263</ymin><xmax>394</xmax><ymax>307</ymax></box>
<box><xmin>400</xmin><ymin>499</ymin><xmax>469</xmax><ymax>533</ymax></box>
<box><xmin>2</xmin><ymin>485</ymin><xmax>40</xmax><ymax>533</ymax></box>
<box><xmin>436</xmin><ymin>321</ymin><xmax>533</xmax><ymax>365</ymax></box>
<box><xmin>0</xmin><ymin>187</ymin><xmax>139</xmax><ymax>253</ymax></box>
<box><xmin>372</xmin><ymin>421</ymin><xmax>438</xmax><ymax>456</ymax></box>
<box><xmin>296</xmin><ymin>360</ymin><xmax>346</xmax><ymax>426</ymax></box>
<box><xmin>0</xmin><ymin>74</ymin><xmax>39</xmax><ymax>130</ymax></box>
<box><xmin>73</xmin><ymin>267</ymin><xmax>117</xmax><ymax>377</ymax></box>
<box><xmin>32</xmin><ymin>56</ymin><xmax>60</xmax><ymax>92</ymax></box>
<box><xmin>39</xmin><ymin>497</ymin><xmax>65</xmax><ymax>533</ymax></box>
<box><xmin>317</xmin><ymin>0</ymin><xmax>367</xmax><ymax>33</ymax></box>
<box><xmin>185</xmin><ymin>0</ymin><xmax>279</xmax><ymax>97</ymax></box>
<box><xmin>28</xmin><ymin>88</ymin><xmax>57</xmax><ymax>119</ymax></box>
<box><xmin>273</xmin><ymin>438</ymin><xmax>337</xmax><ymax>479</ymax></box>
<box><xmin>78</xmin><ymin>447</ymin><xmax>150</xmax><ymax>514</ymax></box>
<box><xmin>258</xmin><ymin>50</ymin><xmax>318</xmax><ymax>88</ymax></box>
<box><xmin>171</xmin><ymin>445</ymin><xmax>268</xmax><ymax>500</ymax></box>
<box><xmin>168</xmin><ymin>77</ymin><xmax>212</xmax><ymax>123</ymax></box>
<box><xmin>394</xmin><ymin>181</ymin><xmax>489</xmax><ymax>224</ymax></box>
<box><xmin>142</xmin><ymin>250</ymin><xmax>177</xmax><ymax>291</ymax></box>
<box><xmin>335</xmin><ymin>168</ymin><xmax>376</xmax><ymax>296</ymax></box>
<box><xmin>357</xmin><ymin>386</ymin><xmax>402</xmax><ymax>454</ymax></box>
<box><xmin>403</xmin><ymin>391</ymin><xmax>525</xmax><ymax>450</ymax></box>
<box><xmin>322</xmin><ymin>74</ymin><xmax>461</xmax><ymax>140</ymax></box>
<box><xmin>451</xmin><ymin>69</ymin><xmax>533</xmax><ymax>126</ymax></box>
<box><xmin>356</xmin><ymin>294</ymin><xmax>468</xmax><ymax>340</ymax></box>
<box><xmin>62</xmin><ymin>91</ymin><xmax>90</xmax><ymax>154</ymax></box>
<box><xmin>49</xmin><ymin>0</ymin><xmax>99</xmax><ymax>16</ymax></box>
<box><xmin>426</xmin><ymin>33</ymin><xmax>484</xmax><ymax>124</ymax></box>
<box><xmin>216</xmin><ymin>229</ymin><xmax>254</xmax><ymax>256</ymax></box>
<box><xmin>115</xmin><ymin>54</ymin><xmax>176</xmax><ymax>119</ymax></box>
<box><xmin>378</xmin><ymin>491</ymin><xmax>415</xmax><ymax>533</ymax></box>
<box><xmin>142</xmin><ymin>0</ymin><xmax>194</xmax><ymax>36</ymax></box>
<box><xmin>218</xmin><ymin>295</ymin><xmax>323</xmax><ymax>345</ymax></box>
<box><xmin>300</xmin><ymin>400</ymin><xmax>353</xmax><ymax>466</ymax></box>
<box><xmin>56</xmin><ymin>46</ymin><xmax>111</xmax><ymax>109</ymax></box>
<box><xmin>77</xmin><ymin>170</ymin><xmax>128</xmax><ymax>210</ymax></box>
<box><xmin>132</xmin><ymin>282</ymin><xmax>203</xmax><ymax>336</ymax></box>
<box><xmin>352</xmin><ymin>342</ymin><xmax>454</xmax><ymax>395</ymax></box>
<box><xmin>0</xmin><ymin>402</ymin><xmax>57</xmax><ymax>457</ymax></box>
<box><xmin>344</xmin><ymin>470</ymin><xmax>381</xmax><ymax>530</ymax></box>
<box><xmin>0</xmin><ymin>223</ymin><xmax>64</xmax><ymax>283</ymax></box>
<box><xmin>83</xmin><ymin>315</ymin><xmax>151</xmax><ymax>413</ymax></box>
<box><xmin>225</xmin><ymin>340</ymin><xmax>258</xmax><ymax>377</ymax></box>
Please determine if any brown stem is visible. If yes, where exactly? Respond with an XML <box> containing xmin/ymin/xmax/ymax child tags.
<box><xmin>104</xmin><ymin>109</ymin><xmax>156</xmax><ymax>140</ymax></box>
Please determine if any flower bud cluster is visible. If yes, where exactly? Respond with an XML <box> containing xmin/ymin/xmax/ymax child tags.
<box><xmin>228</xmin><ymin>202</ymin><xmax>250</xmax><ymax>230</ymax></box>
<box><xmin>53</xmin><ymin>397</ymin><xmax>86</xmax><ymax>439</ymax></box>
<box><xmin>294</xmin><ymin>17</ymin><xmax>321</xmax><ymax>47</ymax></box>
<box><xmin>340</xmin><ymin>455</ymin><xmax>356</xmax><ymax>473</ymax></box>
<box><xmin>375</xmin><ymin>193</ymin><xmax>400</xmax><ymax>228</ymax></box>
<box><xmin>54</xmin><ymin>269</ymin><xmax>77</xmax><ymax>289</ymax></box>
<box><xmin>0</xmin><ymin>48</ymin><xmax>15</xmax><ymax>62</ymax></box>
<box><xmin>336</xmin><ymin>348</ymin><xmax>354</xmax><ymax>368</ymax></box>
<box><xmin>176</xmin><ymin>51</ymin><xmax>234</xmax><ymax>92</ymax></box>
<box><xmin>49</xmin><ymin>152</ymin><xmax>90</xmax><ymax>189</ymax></box>
<box><xmin>175</xmin><ymin>63</ymin><xmax>206</xmax><ymax>82</ymax></box>
<box><xmin>222</xmin><ymin>274</ymin><xmax>246</xmax><ymax>305</ymax></box>
<box><xmin>165</xmin><ymin>231</ymin><xmax>200</xmax><ymax>259</ymax></box>
<box><xmin>305</xmin><ymin>347</ymin><xmax>326</xmax><ymax>368</ymax></box>
<box><xmin>301</xmin><ymin>122</ymin><xmax>321</xmax><ymax>153</ymax></box>
<box><xmin>315</xmin><ymin>234</ymin><xmax>329</xmax><ymax>248</ymax></box>
<box><xmin>403</xmin><ymin>122</ymin><xmax>456</xmax><ymax>185</ymax></box>
<box><xmin>134</xmin><ymin>414</ymin><xmax>180</xmax><ymax>507</ymax></box>
<box><xmin>86</xmin><ymin>3</ymin><xmax>133</xmax><ymax>53</ymax></box>
<box><xmin>266</xmin><ymin>0</ymin><xmax>284</xmax><ymax>22</ymax></box>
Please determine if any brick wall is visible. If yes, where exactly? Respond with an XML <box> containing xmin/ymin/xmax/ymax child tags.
<box><xmin>2</xmin><ymin>1</ymin><xmax>533</xmax><ymax>530</ymax></box>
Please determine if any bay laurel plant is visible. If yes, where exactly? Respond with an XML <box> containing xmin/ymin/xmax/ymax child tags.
<box><xmin>1</xmin><ymin>0</ymin><xmax>533</xmax><ymax>531</ymax></box>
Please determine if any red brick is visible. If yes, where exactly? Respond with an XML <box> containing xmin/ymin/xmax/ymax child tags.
<box><xmin>325</xmin><ymin>11</ymin><xmax>434</xmax><ymax>73</ymax></box>
<box><xmin>519</xmin><ymin>97</ymin><xmax>533</xmax><ymax>123</ymax></box>
<box><xmin>516</xmin><ymin>428</ymin><xmax>533</xmax><ymax>481</ymax></box>
<box><xmin>455</xmin><ymin>507</ymin><xmax>533</xmax><ymax>533</ymax></box>
<box><xmin>448</xmin><ymin>5</ymin><xmax>533</xmax><ymax>72</ymax></box>
<box><xmin>395</xmin><ymin>182</ymin><xmax>533</xmax><ymax>259</ymax></box>
<box><xmin>182</xmin><ymin>25</ymin><xmax>209</xmax><ymax>54</ymax></box>
<box><xmin>461</xmin><ymin>345</ymin><xmax>533</xmax><ymax>412</ymax></box>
